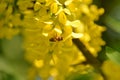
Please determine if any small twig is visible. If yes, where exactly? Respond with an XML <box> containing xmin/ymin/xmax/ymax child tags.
<box><xmin>72</xmin><ymin>39</ymin><xmax>107</xmax><ymax>80</ymax></box>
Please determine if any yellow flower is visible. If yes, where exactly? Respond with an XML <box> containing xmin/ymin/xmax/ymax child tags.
<box><xmin>34</xmin><ymin>59</ymin><xmax>44</xmax><ymax>68</ymax></box>
<box><xmin>0</xmin><ymin>0</ymin><xmax>21</xmax><ymax>39</ymax></box>
<box><xmin>0</xmin><ymin>0</ymin><xmax>106</xmax><ymax>80</ymax></box>
<box><xmin>58</xmin><ymin>11</ymin><xmax>67</xmax><ymax>25</ymax></box>
<box><xmin>22</xmin><ymin>0</ymin><xmax>106</xmax><ymax>79</ymax></box>
<box><xmin>34</xmin><ymin>2</ymin><xmax>41</xmax><ymax>11</ymax></box>
<box><xmin>102</xmin><ymin>60</ymin><xmax>120</xmax><ymax>80</ymax></box>
<box><xmin>50</xmin><ymin>2</ymin><xmax>58</xmax><ymax>14</ymax></box>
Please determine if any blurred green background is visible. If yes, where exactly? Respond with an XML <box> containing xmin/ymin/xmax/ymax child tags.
<box><xmin>0</xmin><ymin>0</ymin><xmax>120</xmax><ymax>80</ymax></box>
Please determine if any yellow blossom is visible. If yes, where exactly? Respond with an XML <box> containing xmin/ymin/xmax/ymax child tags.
<box><xmin>34</xmin><ymin>59</ymin><xmax>44</xmax><ymax>68</ymax></box>
<box><xmin>50</xmin><ymin>2</ymin><xmax>58</xmax><ymax>14</ymax></box>
<box><xmin>58</xmin><ymin>11</ymin><xmax>67</xmax><ymax>25</ymax></box>
<box><xmin>34</xmin><ymin>2</ymin><xmax>41</xmax><ymax>11</ymax></box>
<box><xmin>0</xmin><ymin>0</ymin><xmax>106</xmax><ymax>80</ymax></box>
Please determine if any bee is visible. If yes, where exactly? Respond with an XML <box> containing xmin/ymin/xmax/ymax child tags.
<box><xmin>49</xmin><ymin>35</ymin><xmax>63</xmax><ymax>42</ymax></box>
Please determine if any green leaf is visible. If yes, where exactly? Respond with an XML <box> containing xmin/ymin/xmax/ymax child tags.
<box><xmin>110</xmin><ymin>5</ymin><xmax>120</xmax><ymax>20</ymax></box>
<box><xmin>104</xmin><ymin>15</ymin><xmax>120</xmax><ymax>33</ymax></box>
<box><xmin>103</xmin><ymin>27</ymin><xmax>120</xmax><ymax>52</ymax></box>
<box><xmin>97</xmin><ymin>47</ymin><xmax>108</xmax><ymax>63</ymax></box>
<box><xmin>106</xmin><ymin>46</ymin><xmax>120</xmax><ymax>65</ymax></box>
<box><xmin>100</xmin><ymin>0</ymin><xmax>120</xmax><ymax>52</ymax></box>
<box><xmin>101</xmin><ymin>0</ymin><xmax>120</xmax><ymax>14</ymax></box>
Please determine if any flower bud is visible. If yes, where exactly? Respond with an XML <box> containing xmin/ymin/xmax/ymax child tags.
<box><xmin>50</xmin><ymin>3</ymin><xmax>58</xmax><ymax>14</ymax></box>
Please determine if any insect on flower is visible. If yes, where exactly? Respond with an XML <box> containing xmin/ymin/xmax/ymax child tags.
<box><xmin>49</xmin><ymin>35</ymin><xmax>63</xmax><ymax>42</ymax></box>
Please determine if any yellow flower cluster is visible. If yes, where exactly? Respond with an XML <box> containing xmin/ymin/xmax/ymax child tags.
<box><xmin>0</xmin><ymin>0</ymin><xmax>20</xmax><ymax>39</ymax></box>
<box><xmin>0</xmin><ymin>0</ymin><xmax>106</xmax><ymax>80</ymax></box>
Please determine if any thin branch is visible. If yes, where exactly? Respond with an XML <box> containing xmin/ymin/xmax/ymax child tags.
<box><xmin>72</xmin><ymin>39</ymin><xmax>107</xmax><ymax>80</ymax></box>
